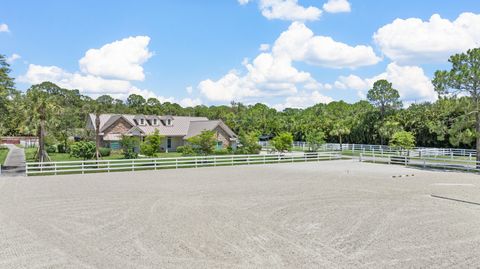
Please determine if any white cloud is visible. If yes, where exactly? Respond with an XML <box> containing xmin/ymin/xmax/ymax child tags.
<box><xmin>19</xmin><ymin>64</ymin><xmax>136</xmax><ymax>95</ymax></box>
<box><xmin>323</xmin><ymin>0</ymin><xmax>351</xmax><ymax>13</ymax></box>
<box><xmin>6</xmin><ymin>53</ymin><xmax>21</xmax><ymax>64</ymax></box>
<box><xmin>18</xmin><ymin>63</ymin><xmax>190</xmax><ymax>103</ymax></box>
<box><xmin>197</xmin><ymin>22</ymin><xmax>378</xmax><ymax>104</ymax></box>
<box><xmin>374</xmin><ymin>13</ymin><xmax>480</xmax><ymax>63</ymax></box>
<box><xmin>186</xmin><ymin>86</ymin><xmax>193</xmax><ymax>94</ymax></box>
<box><xmin>274</xmin><ymin>22</ymin><xmax>381</xmax><ymax>68</ymax></box>
<box><xmin>259</xmin><ymin>43</ymin><xmax>270</xmax><ymax>51</ymax></box>
<box><xmin>241</xmin><ymin>0</ymin><xmax>322</xmax><ymax>21</ymax></box>
<box><xmin>19</xmin><ymin>36</ymin><xmax>163</xmax><ymax>100</ymax></box>
<box><xmin>79</xmin><ymin>36</ymin><xmax>153</xmax><ymax>81</ymax></box>
<box><xmin>334</xmin><ymin>62</ymin><xmax>437</xmax><ymax>102</ymax></box>
<box><xmin>273</xmin><ymin>91</ymin><xmax>334</xmax><ymax>111</ymax></box>
<box><xmin>0</xmin><ymin>23</ymin><xmax>9</xmax><ymax>33</ymax></box>
<box><xmin>179</xmin><ymin>97</ymin><xmax>202</xmax><ymax>107</ymax></box>
<box><xmin>260</xmin><ymin>0</ymin><xmax>322</xmax><ymax>21</ymax></box>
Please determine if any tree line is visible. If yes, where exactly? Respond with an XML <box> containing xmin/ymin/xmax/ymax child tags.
<box><xmin>1</xmin><ymin>48</ymin><xmax>479</xmax><ymax>159</ymax></box>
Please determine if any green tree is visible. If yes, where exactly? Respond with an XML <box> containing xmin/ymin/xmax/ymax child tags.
<box><xmin>126</xmin><ymin>94</ymin><xmax>146</xmax><ymax>113</ymax></box>
<box><xmin>367</xmin><ymin>79</ymin><xmax>402</xmax><ymax>120</ymax></box>
<box><xmin>433</xmin><ymin>48</ymin><xmax>480</xmax><ymax>162</ymax></box>
<box><xmin>389</xmin><ymin>131</ymin><xmax>415</xmax><ymax>152</ymax></box>
<box><xmin>121</xmin><ymin>135</ymin><xmax>140</xmax><ymax>159</ymax></box>
<box><xmin>367</xmin><ymin>80</ymin><xmax>402</xmax><ymax>145</ymax></box>
<box><xmin>271</xmin><ymin>132</ymin><xmax>293</xmax><ymax>153</ymax></box>
<box><xmin>187</xmin><ymin>130</ymin><xmax>216</xmax><ymax>155</ymax></box>
<box><xmin>237</xmin><ymin>131</ymin><xmax>262</xmax><ymax>154</ymax></box>
<box><xmin>0</xmin><ymin>54</ymin><xmax>19</xmax><ymax>135</ymax></box>
<box><xmin>329</xmin><ymin>122</ymin><xmax>351</xmax><ymax>150</ymax></box>
<box><xmin>25</xmin><ymin>82</ymin><xmax>63</xmax><ymax>162</ymax></box>
<box><xmin>140</xmin><ymin>129</ymin><xmax>164</xmax><ymax>157</ymax></box>
<box><xmin>305</xmin><ymin>129</ymin><xmax>326</xmax><ymax>152</ymax></box>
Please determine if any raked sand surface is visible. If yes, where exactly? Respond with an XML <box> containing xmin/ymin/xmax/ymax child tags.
<box><xmin>1</xmin><ymin>160</ymin><xmax>480</xmax><ymax>268</ymax></box>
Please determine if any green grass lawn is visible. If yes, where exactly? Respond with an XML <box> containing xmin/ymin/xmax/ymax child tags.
<box><xmin>0</xmin><ymin>146</ymin><xmax>9</xmax><ymax>165</ymax></box>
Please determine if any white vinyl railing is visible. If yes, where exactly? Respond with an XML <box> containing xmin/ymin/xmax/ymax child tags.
<box><xmin>359</xmin><ymin>153</ymin><xmax>480</xmax><ymax>173</ymax></box>
<box><xmin>26</xmin><ymin>152</ymin><xmax>342</xmax><ymax>176</ymax></box>
<box><xmin>260</xmin><ymin>141</ymin><xmax>477</xmax><ymax>158</ymax></box>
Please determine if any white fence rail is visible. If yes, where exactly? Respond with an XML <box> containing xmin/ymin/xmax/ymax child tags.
<box><xmin>26</xmin><ymin>152</ymin><xmax>342</xmax><ymax>176</ymax></box>
<box><xmin>260</xmin><ymin>141</ymin><xmax>476</xmax><ymax>157</ymax></box>
<box><xmin>359</xmin><ymin>153</ymin><xmax>480</xmax><ymax>173</ymax></box>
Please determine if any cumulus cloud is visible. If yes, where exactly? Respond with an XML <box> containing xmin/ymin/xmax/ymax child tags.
<box><xmin>197</xmin><ymin>22</ymin><xmax>376</xmax><ymax>104</ymax></box>
<box><xmin>374</xmin><ymin>13</ymin><xmax>480</xmax><ymax>63</ymax></box>
<box><xmin>273</xmin><ymin>91</ymin><xmax>334</xmax><ymax>111</ymax></box>
<box><xmin>79</xmin><ymin>36</ymin><xmax>153</xmax><ymax>81</ymax></box>
<box><xmin>17</xmin><ymin>36</ymin><xmax>186</xmax><ymax>103</ymax></box>
<box><xmin>18</xmin><ymin>63</ymin><xmax>194</xmax><ymax>104</ymax></box>
<box><xmin>6</xmin><ymin>53</ymin><xmax>21</xmax><ymax>64</ymax></box>
<box><xmin>259</xmin><ymin>43</ymin><xmax>270</xmax><ymax>51</ymax></box>
<box><xmin>19</xmin><ymin>64</ymin><xmax>138</xmax><ymax>95</ymax></box>
<box><xmin>240</xmin><ymin>0</ymin><xmax>322</xmax><ymax>21</ymax></box>
<box><xmin>0</xmin><ymin>23</ymin><xmax>9</xmax><ymax>32</ymax></box>
<box><xmin>274</xmin><ymin>22</ymin><xmax>381</xmax><ymax>68</ymax></box>
<box><xmin>323</xmin><ymin>0</ymin><xmax>351</xmax><ymax>13</ymax></box>
<box><xmin>335</xmin><ymin>62</ymin><xmax>437</xmax><ymax>102</ymax></box>
<box><xmin>179</xmin><ymin>97</ymin><xmax>202</xmax><ymax>107</ymax></box>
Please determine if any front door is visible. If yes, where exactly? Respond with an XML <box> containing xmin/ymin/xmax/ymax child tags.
<box><xmin>167</xmin><ymin>137</ymin><xmax>172</xmax><ymax>150</ymax></box>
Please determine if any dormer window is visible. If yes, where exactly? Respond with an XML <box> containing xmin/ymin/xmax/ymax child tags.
<box><xmin>140</xmin><ymin>119</ymin><xmax>145</xmax><ymax>125</ymax></box>
<box><xmin>166</xmin><ymin>119</ymin><xmax>172</xmax><ymax>126</ymax></box>
<box><xmin>153</xmin><ymin>119</ymin><xmax>158</xmax><ymax>125</ymax></box>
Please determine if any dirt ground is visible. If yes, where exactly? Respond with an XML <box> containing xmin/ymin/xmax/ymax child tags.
<box><xmin>1</xmin><ymin>160</ymin><xmax>480</xmax><ymax>268</ymax></box>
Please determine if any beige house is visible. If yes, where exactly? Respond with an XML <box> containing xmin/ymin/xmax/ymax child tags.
<box><xmin>87</xmin><ymin>114</ymin><xmax>237</xmax><ymax>151</ymax></box>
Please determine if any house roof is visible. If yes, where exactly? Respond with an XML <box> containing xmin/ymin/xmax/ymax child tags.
<box><xmin>184</xmin><ymin>120</ymin><xmax>237</xmax><ymax>139</ymax></box>
<box><xmin>89</xmin><ymin>114</ymin><xmax>211</xmax><ymax>137</ymax></box>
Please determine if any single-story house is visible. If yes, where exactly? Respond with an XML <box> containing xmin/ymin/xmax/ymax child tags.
<box><xmin>87</xmin><ymin>114</ymin><xmax>238</xmax><ymax>151</ymax></box>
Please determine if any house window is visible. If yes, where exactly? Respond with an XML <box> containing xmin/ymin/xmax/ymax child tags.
<box><xmin>216</xmin><ymin>141</ymin><xmax>223</xmax><ymax>150</ymax></box>
<box><xmin>140</xmin><ymin>119</ymin><xmax>145</xmax><ymax>125</ymax></box>
<box><xmin>167</xmin><ymin>137</ymin><xmax>172</xmax><ymax>149</ymax></box>
<box><xmin>166</xmin><ymin>119</ymin><xmax>172</xmax><ymax>126</ymax></box>
<box><xmin>153</xmin><ymin>119</ymin><xmax>157</xmax><ymax>125</ymax></box>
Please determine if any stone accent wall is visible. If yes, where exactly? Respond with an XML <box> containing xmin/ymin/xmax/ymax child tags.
<box><xmin>103</xmin><ymin>118</ymin><xmax>133</xmax><ymax>138</ymax></box>
<box><xmin>214</xmin><ymin>126</ymin><xmax>231</xmax><ymax>148</ymax></box>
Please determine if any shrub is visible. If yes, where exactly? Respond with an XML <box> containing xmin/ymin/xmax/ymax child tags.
<box><xmin>214</xmin><ymin>149</ymin><xmax>230</xmax><ymax>155</ymax></box>
<box><xmin>57</xmin><ymin>144</ymin><xmax>67</xmax><ymax>153</ymax></box>
<box><xmin>389</xmin><ymin>131</ymin><xmax>415</xmax><ymax>152</ymax></box>
<box><xmin>121</xmin><ymin>136</ymin><xmax>139</xmax><ymax>159</ymax></box>
<box><xmin>70</xmin><ymin>141</ymin><xmax>96</xmax><ymax>160</ymax></box>
<box><xmin>271</xmin><ymin>132</ymin><xmax>293</xmax><ymax>152</ymax></box>
<box><xmin>46</xmin><ymin>145</ymin><xmax>57</xmax><ymax>154</ymax></box>
<box><xmin>99</xmin><ymin>147</ymin><xmax>111</xmax><ymax>157</ymax></box>
<box><xmin>177</xmin><ymin>145</ymin><xmax>196</xmax><ymax>156</ymax></box>
<box><xmin>187</xmin><ymin>130</ymin><xmax>216</xmax><ymax>155</ymax></box>
<box><xmin>140</xmin><ymin>130</ymin><xmax>164</xmax><ymax>157</ymax></box>
<box><xmin>305</xmin><ymin>130</ymin><xmax>326</xmax><ymax>152</ymax></box>
<box><xmin>237</xmin><ymin>131</ymin><xmax>262</xmax><ymax>154</ymax></box>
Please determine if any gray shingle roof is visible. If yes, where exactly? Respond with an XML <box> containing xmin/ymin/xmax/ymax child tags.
<box><xmin>184</xmin><ymin>120</ymin><xmax>237</xmax><ymax>139</ymax></box>
<box><xmin>89</xmin><ymin>114</ymin><xmax>213</xmax><ymax>137</ymax></box>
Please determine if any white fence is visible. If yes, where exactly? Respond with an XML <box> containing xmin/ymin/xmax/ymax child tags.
<box><xmin>260</xmin><ymin>141</ymin><xmax>476</xmax><ymax>158</ymax></box>
<box><xmin>26</xmin><ymin>152</ymin><xmax>342</xmax><ymax>176</ymax></box>
<box><xmin>359</xmin><ymin>153</ymin><xmax>480</xmax><ymax>173</ymax></box>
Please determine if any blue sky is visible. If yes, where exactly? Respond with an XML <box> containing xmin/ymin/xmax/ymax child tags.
<box><xmin>1</xmin><ymin>0</ymin><xmax>479</xmax><ymax>109</ymax></box>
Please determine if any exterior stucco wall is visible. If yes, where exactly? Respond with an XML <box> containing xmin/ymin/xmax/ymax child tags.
<box><xmin>164</xmin><ymin>136</ymin><xmax>184</xmax><ymax>151</ymax></box>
